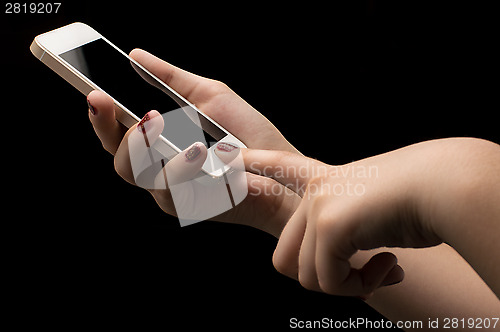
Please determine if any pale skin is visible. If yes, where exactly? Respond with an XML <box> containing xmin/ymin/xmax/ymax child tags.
<box><xmin>87</xmin><ymin>49</ymin><xmax>500</xmax><ymax>329</ymax></box>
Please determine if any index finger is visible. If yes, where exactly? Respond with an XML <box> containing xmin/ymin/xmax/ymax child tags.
<box><xmin>240</xmin><ymin>149</ymin><xmax>327</xmax><ymax>196</ymax></box>
<box><xmin>87</xmin><ymin>90</ymin><xmax>127</xmax><ymax>155</ymax></box>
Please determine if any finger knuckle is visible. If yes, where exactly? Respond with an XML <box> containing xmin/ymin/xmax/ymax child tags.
<box><xmin>158</xmin><ymin>67</ymin><xmax>175</xmax><ymax>85</ymax></box>
<box><xmin>204</xmin><ymin>79</ymin><xmax>229</xmax><ymax>95</ymax></box>
<box><xmin>114</xmin><ymin>156</ymin><xmax>124</xmax><ymax>177</ymax></box>
<box><xmin>275</xmin><ymin>150</ymin><xmax>295</xmax><ymax>163</ymax></box>
<box><xmin>102</xmin><ymin>142</ymin><xmax>116</xmax><ymax>155</ymax></box>
<box><xmin>315</xmin><ymin>211</ymin><xmax>332</xmax><ymax>232</ymax></box>
<box><xmin>317</xmin><ymin>278</ymin><xmax>339</xmax><ymax>295</ymax></box>
<box><xmin>298</xmin><ymin>271</ymin><xmax>318</xmax><ymax>291</ymax></box>
<box><xmin>308</xmin><ymin>174</ymin><xmax>326</xmax><ymax>186</ymax></box>
<box><xmin>272</xmin><ymin>250</ymin><xmax>293</xmax><ymax>277</ymax></box>
<box><xmin>305</xmin><ymin>175</ymin><xmax>328</xmax><ymax>198</ymax></box>
<box><xmin>113</xmin><ymin>156</ymin><xmax>132</xmax><ymax>183</ymax></box>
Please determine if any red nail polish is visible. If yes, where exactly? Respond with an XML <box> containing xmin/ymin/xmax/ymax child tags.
<box><xmin>185</xmin><ymin>143</ymin><xmax>202</xmax><ymax>162</ymax></box>
<box><xmin>216</xmin><ymin>142</ymin><xmax>239</xmax><ymax>152</ymax></box>
<box><xmin>87</xmin><ymin>97</ymin><xmax>96</xmax><ymax>115</ymax></box>
<box><xmin>137</xmin><ymin>112</ymin><xmax>151</xmax><ymax>134</ymax></box>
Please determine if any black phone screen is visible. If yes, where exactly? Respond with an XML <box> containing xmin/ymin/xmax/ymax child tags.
<box><xmin>60</xmin><ymin>38</ymin><xmax>226</xmax><ymax>150</ymax></box>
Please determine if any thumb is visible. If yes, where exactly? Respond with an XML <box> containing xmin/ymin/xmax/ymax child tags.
<box><xmin>163</xmin><ymin>142</ymin><xmax>208</xmax><ymax>186</ymax></box>
<box><xmin>239</xmin><ymin>148</ymin><xmax>327</xmax><ymax>196</ymax></box>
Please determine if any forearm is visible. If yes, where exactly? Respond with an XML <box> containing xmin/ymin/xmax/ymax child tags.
<box><xmin>442</xmin><ymin>192</ymin><xmax>500</xmax><ymax>300</ymax></box>
<box><xmin>423</xmin><ymin>138</ymin><xmax>500</xmax><ymax>298</ymax></box>
<box><xmin>355</xmin><ymin>245</ymin><xmax>500</xmax><ymax>330</ymax></box>
<box><xmin>359</xmin><ymin>138</ymin><xmax>500</xmax><ymax>329</ymax></box>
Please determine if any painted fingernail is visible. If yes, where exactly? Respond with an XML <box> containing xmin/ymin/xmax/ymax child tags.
<box><xmin>137</xmin><ymin>112</ymin><xmax>151</xmax><ymax>134</ymax></box>
<box><xmin>185</xmin><ymin>143</ymin><xmax>202</xmax><ymax>162</ymax></box>
<box><xmin>87</xmin><ymin>97</ymin><xmax>96</xmax><ymax>115</ymax></box>
<box><xmin>216</xmin><ymin>142</ymin><xmax>239</xmax><ymax>152</ymax></box>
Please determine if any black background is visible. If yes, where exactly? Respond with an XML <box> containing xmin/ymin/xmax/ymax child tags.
<box><xmin>3</xmin><ymin>1</ymin><xmax>498</xmax><ymax>329</ymax></box>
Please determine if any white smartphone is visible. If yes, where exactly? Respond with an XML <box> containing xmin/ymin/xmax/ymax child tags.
<box><xmin>30</xmin><ymin>22</ymin><xmax>246</xmax><ymax>178</ymax></box>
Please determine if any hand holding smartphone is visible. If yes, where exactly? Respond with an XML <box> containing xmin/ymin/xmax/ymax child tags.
<box><xmin>30</xmin><ymin>22</ymin><xmax>246</xmax><ymax>178</ymax></box>
<box><xmin>31</xmin><ymin>22</ymin><xmax>248</xmax><ymax>224</ymax></box>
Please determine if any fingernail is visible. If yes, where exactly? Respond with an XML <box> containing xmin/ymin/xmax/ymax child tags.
<box><xmin>137</xmin><ymin>112</ymin><xmax>151</xmax><ymax>134</ymax></box>
<box><xmin>87</xmin><ymin>97</ymin><xmax>96</xmax><ymax>116</ymax></box>
<box><xmin>216</xmin><ymin>142</ymin><xmax>239</xmax><ymax>153</ymax></box>
<box><xmin>185</xmin><ymin>143</ymin><xmax>202</xmax><ymax>162</ymax></box>
<box><xmin>380</xmin><ymin>274</ymin><xmax>404</xmax><ymax>287</ymax></box>
<box><xmin>383</xmin><ymin>280</ymin><xmax>402</xmax><ymax>286</ymax></box>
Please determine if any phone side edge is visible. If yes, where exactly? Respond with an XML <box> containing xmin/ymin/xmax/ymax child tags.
<box><xmin>30</xmin><ymin>36</ymin><xmax>94</xmax><ymax>96</ymax></box>
<box><xmin>30</xmin><ymin>38</ymin><xmax>45</xmax><ymax>59</ymax></box>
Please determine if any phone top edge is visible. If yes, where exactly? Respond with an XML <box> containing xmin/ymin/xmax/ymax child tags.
<box><xmin>34</xmin><ymin>22</ymin><xmax>101</xmax><ymax>55</ymax></box>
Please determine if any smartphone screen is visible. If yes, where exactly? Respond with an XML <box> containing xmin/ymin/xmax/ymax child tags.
<box><xmin>59</xmin><ymin>38</ymin><xmax>226</xmax><ymax>150</ymax></box>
